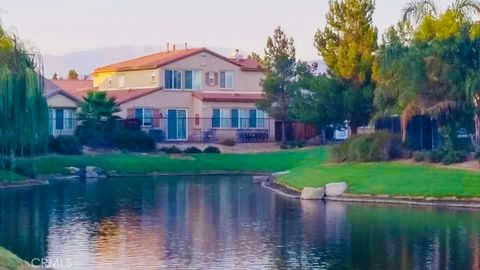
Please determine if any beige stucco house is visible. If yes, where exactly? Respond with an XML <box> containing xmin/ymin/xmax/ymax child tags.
<box><xmin>45</xmin><ymin>78</ymin><xmax>92</xmax><ymax>136</ymax></box>
<box><xmin>83</xmin><ymin>47</ymin><xmax>273</xmax><ymax>142</ymax></box>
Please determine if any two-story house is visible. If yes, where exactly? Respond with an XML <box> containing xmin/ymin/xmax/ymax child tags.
<box><xmin>84</xmin><ymin>47</ymin><xmax>273</xmax><ymax>142</ymax></box>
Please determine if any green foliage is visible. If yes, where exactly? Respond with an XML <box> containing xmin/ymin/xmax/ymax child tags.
<box><xmin>332</xmin><ymin>131</ymin><xmax>405</xmax><ymax>162</ymax></box>
<box><xmin>403</xmin><ymin>0</ymin><xmax>480</xmax><ymax>24</ymax></box>
<box><xmin>75</xmin><ymin>91</ymin><xmax>121</xmax><ymax>147</ymax></box>
<box><xmin>413</xmin><ymin>151</ymin><xmax>428</xmax><ymax>161</ymax></box>
<box><xmin>0</xmin><ymin>25</ymin><xmax>49</xmax><ymax>158</ymax></box>
<box><xmin>49</xmin><ymin>135</ymin><xmax>83</xmax><ymax>155</ymax></box>
<box><xmin>160</xmin><ymin>145</ymin><xmax>183</xmax><ymax>154</ymax></box>
<box><xmin>257</xmin><ymin>26</ymin><xmax>297</xmax><ymax>144</ymax></box>
<box><xmin>68</xmin><ymin>69</ymin><xmax>78</xmax><ymax>80</ymax></box>
<box><xmin>183</xmin><ymin>146</ymin><xmax>203</xmax><ymax>154</ymax></box>
<box><xmin>314</xmin><ymin>0</ymin><xmax>377</xmax><ymax>134</ymax></box>
<box><xmin>203</xmin><ymin>146</ymin><xmax>221</xmax><ymax>154</ymax></box>
<box><xmin>314</xmin><ymin>0</ymin><xmax>378</xmax><ymax>86</ymax></box>
<box><xmin>111</xmin><ymin>129</ymin><xmax>155</xmax><ymax>152</ymax></box>
<box><xmin>414</xmin><ymin>11</ymin><xmax>462</xmax><ymax>41</ymax></box>
<box><xmin>290</xmin><ymin>71</ymin><xmax>345</xmax><ymax>130</ymax></box>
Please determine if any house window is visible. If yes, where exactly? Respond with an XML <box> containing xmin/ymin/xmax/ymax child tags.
<box><xmin>219</xmin><ymin>71</ymin><xmax>234</xmax><ymax>89</ymax></box>
<box><xmin>231</xmin><ymin>109</ymin><xmax>247</xmax><ymax>128</ymax></box>
<box><xmin>165</xmin><ymin>70</ymin><xmax>182</xmax><ymax>89</ymax></box>
<box><xmin>49</xmin><ymin>108</ymin><xmax>75</xmax><ymax>134</ymax></box>
<box><xmin>212</xmin><ymin>108</ymin><xmax>229</xmax><ymax>128</ymax></box>
<box><xmin>135</xmin><ymin>108</ymin><xmax>153</xmax><ymax>127</ymax></box>
<box><xmin>118</xmin><ymin>75</ymin><xmax>125</xmax><ymax>88</ymax></box>
<box><xmin>184</xmin><ymin>70</ymin><xmax>202</xmax><ymax>90</ymax></box>
<box><xmin>248</xmin><ymin>109</ymin><xmax>266</xmax><ymax>128</ymax></box>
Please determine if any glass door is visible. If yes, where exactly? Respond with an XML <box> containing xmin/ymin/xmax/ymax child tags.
<box><xmin>167</xmin><ymin>109</ymin><xmax>187</xmax><ymax>140</ymax></box>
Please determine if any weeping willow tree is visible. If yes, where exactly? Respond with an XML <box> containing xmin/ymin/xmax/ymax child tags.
<box><xmin>0</xmin><ymin>24</ymin><xmax>49</xmax><ymax>173</ymax></box>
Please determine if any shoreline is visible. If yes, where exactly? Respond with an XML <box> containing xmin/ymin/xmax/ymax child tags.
<box><xmin>3</xmin><ymin>171</ymin><xmax>480</xmax><ymax>209</ymax></box>
<box><xmin>268</xmin><ymin>179</ymin><xmax>480</xmax><ymax>209</ymax></box>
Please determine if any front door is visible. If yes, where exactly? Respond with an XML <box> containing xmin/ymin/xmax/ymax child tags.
<box><xmin>167</xmin><ymin>109</ymin><xmax>187</xmax><ymax>140</ymax></box>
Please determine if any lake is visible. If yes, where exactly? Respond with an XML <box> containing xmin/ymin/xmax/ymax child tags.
<box><xmin>0</xmin><ymin>176</ymin><xmax>479</xmax><ymax>269</ymax></box>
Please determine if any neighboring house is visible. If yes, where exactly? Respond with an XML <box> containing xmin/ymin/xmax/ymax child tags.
<box><xmin>86</xmin><ymin>47</ymin><xmax>273</xmax><ymax>142</ymax></box>
<box><xmin>44</xmin><ymin>78</ymin><xmax>92</xmax><ymax>136</ymax></box>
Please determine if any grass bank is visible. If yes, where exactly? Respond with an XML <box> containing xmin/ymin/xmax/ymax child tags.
<box><xmin>16</xmin><ymin>147</ymin><xmax>329</xmax><ymax>175</ymax></box>
<box><xmin>9</xmin><ymin>146</ymin><xmax>480</xmax><ymax>198</ymax></box>
<box><xmin>278</xmin><ymin>161</ymin><xmax>480</xmax><ymax>198</ymax></box>
<box><xmin>0</xmin><ymin>247</ymin><xmax>32</xmax><ymax>270</ymax></box>
<box><xmin>0</xmin><ymin>170</ymin><xmax>27</xmax><ymax>183</ymax></box>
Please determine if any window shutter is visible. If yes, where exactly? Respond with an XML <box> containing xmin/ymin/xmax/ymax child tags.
<box><xmin>153</xmin><ymin>109</ymin><xmax>161</xmax><ymax>128</ymax></box>
<box><xmin>127</xmin><ymin>108</ymin><xmax>135</xmax><ymax>118</ymax></box>
<box><xmin>212</xmin><ymin>109</ymin><xmax>220</xmax><ymax>128</ymax></box>
<box><xmin>214</xmin><ymin>72</ymin><xmax>218</xmax><ymax>86</ymax></box>
<box><xmin>205</xmin><ymin>72</ymin><xmax>210</xmax><ymax>86</ymax></box>
<box><xmin>249</xmin><ymin>109</ymin><xmax>257</xmax><ymax>128</ymax></box>
<box><xmin>231</xmin><ymin>109</ymin><xmax>239</xmax><ymax>128</ymax></box>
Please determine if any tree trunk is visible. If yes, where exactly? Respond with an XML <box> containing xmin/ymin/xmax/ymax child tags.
<box><xmin>474</xmin><ymin>113</ymin><xmax>480</xmax><ymax>151</ymax></box>
<box><xmin>281</xmin><ymin>120</ymin><xmax>287</xmax><ymax>145</ymax></box>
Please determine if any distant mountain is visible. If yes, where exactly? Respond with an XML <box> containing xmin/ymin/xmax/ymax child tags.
<box><xmin>42</xmin><ymin>45</ymin><xmax>325</xmax><ymax>79</ymax></box>
<box><xmin>42</xmin><ymin>45</ymin><xmax>163</xmax><ymax>79</ymax></box>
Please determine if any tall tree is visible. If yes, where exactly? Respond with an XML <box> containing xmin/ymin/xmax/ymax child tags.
<box><xmin>68</xmin><ymin>69</ymin><xmax>78</xmax><ymax>80</ymax></box>
<box><xmin>52</xmin><ymin>72</ymin><xmax>58</xmax><ymax>80</ymax></box>
<box><xmin>314</xmin><ymin>0</ymin><xmax>378</xmax><ymax>134</ymax></box>
<box><xmin>403</xmin><ymin>0</ymin><xmax>480</xmax><ymax>23</ymax></box>
<box><xmin>257</xmin><ymin>26</ymin><xmax>296</xmax><ymax>144</ymax></box>
<box><xmin>0</xmin><ymin>24</ymin><xmax>48</xmax><ymax>165</ymax></box>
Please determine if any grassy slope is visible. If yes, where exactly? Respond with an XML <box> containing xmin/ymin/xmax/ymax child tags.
<box><xmin>0</xmin><ymin>247</ymin><xmax>31</xmax><ymax>270</ymax></box>
<box><xmin>279</xmin><ymin>162</ymin><xmax>480</xmax><ymax>198</ymax></box>
<box><xmin>0</xmin><ymin>170</ymin><xmax>27</xmax><ymax>183</ymax></box>
<box><xmin>16</xmin><ymin>147</ymin><xmax>329</xmax><ymax>175</ymax></box>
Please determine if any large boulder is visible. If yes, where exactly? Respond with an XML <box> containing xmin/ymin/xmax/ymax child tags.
<box><xmin>85</xmin><ymin>166</ymin><xmax>104</xmax><ymax>178</ymax></box>
<box><xmin>253</xmin><ymin>175</ymin><xmax>271</xmax><ymax>184</ymax></box>
<box><xmin>300</xmin><ymin>187</ymin><xmax>325</xmax><ymax>200</ymax></box>
<box><xmin>325</xmin><ymin>182</ymin><xmax>348</xmax><ymax>197</ymax></box>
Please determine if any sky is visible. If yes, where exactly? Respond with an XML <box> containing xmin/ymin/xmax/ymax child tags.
<box><xmin>0</xmin><ymin>0</ymin><xmax>454</xmax><ymax>60</ymax></box>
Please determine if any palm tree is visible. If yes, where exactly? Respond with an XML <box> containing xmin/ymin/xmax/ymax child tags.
<box><xmin>403</xmin><ymin>0</ymin><xmax>480</xmax><ymax>23</ymax></box>
<box><xmin>77</xmin><ymin>91</ymin><xmax>120</xmax><ymax>122</ymax></box>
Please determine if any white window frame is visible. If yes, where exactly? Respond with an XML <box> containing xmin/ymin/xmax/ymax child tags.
<box><xmin>165</xmin><ymin>69</ymin><xmax>182</xmax><ymax>90</ymax></box>
<box><xmin>219</xmin><ymin>71</ymin><xmax>234</xmax><ymax>90</ymax></box>
<box><xmin>184</xmin><ymin>70</ymin><xmax>202</xmax><ymax>90</ymax></box>
<box><xmin>135</xmin><ymin>107</ymin><xmax>153</xmax><ymax>127</ymax></box>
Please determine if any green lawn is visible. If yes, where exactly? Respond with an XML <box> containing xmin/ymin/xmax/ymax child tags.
<box><xmin>9</xmin><ymin>146</ymin><xmax>480</xmax><ymax>198</ymax></box>
<box><xmin>0</xmin><ymin>170</ymin><xmax>27</xmax><ymax>183</ymax></box>
<box><xmin>279</xmin><ymin>162</ymin><xmax>480</xmax><ymax>198</ymax></box>
<box><xmin>16</xmin><ymin>147</ymin><xmax>329</xmax><ymax>175</ymax></box>
<box><xmin>0</xmin><ymin>247</ymin><xmax>31</xmax><ymax>270</ymax></box>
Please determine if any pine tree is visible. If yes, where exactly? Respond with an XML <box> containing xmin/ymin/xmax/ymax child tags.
<box><xmin>314</xmin><ymin>0</ymin><xmax>378</xmax><ymax>134</ymax></box>
<box><xmin>68</xmin><ymin>69</ymin><xmax>78</xmax><ymax>80</ymax></box>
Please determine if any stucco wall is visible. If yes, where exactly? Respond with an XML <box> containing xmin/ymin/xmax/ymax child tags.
<box><xmin>47</xmin><ymin>93</ymin><xmax>78</xmax><ymax>108</ymax></box>
<box><xmin>94</xmin><ymin>69</ymin><xmax>160</xmax><ymax>90</ymax></box>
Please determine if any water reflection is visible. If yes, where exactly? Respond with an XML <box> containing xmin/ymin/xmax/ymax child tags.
<box><xmin>0</xmin><ymin>176</ymin><xmax>479</xmax><ymax>269</ymax></box>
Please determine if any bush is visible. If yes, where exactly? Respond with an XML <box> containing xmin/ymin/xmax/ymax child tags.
<box><xmin>183</xmin><ymin>146</ymin><xmax>203</xmax><ymax>154</ymax></box>
<box><xmin>221</xmin><ymin>138</ymin><xmax>236</xmax><ymax>147</ymax></box>
<box><xmin>475</xmin><ymin>151</ymin><xmax>480</xmax><ymax>160</ymax></box>
<box><xmin>427</xmin><ymin>149</ymin><xmax>444</xmax><ymax>163</ymax></box>
<box><xmin>149</xmin><ymin>129</ymin><xmax>166</xmax><ymax>143</ymax></box>
<box><xmin>203</xmin><ymin>146</ymin><xmax>221</xmax><ymax>154</ymax></box>
<box><xmin>441</xmin><ymin>150</ymin><xmax>467</xmax><ymax>165</ymax></box>
<box><xmin>49</xmin><ymin>135</ymin><xmax>83</xmax><ymax>155</ymax></box>
<box><xmin>287</xmin><ymin>140</ymin><xmax>305</xmax><ymax>149</ymax></box>
<box><xmin>332</xmin><ymin>131</ymin><xmax>404</xmax><ymax>162</ymax></box>
<box><xmin>412</xmin><ymin>151</ymin><xmax>427</xmax><ymax>162</ymax></box>
<box><xmin>160</xmin><ymin>145</ymin><xmax>183</xmax><ymax>154</ymax></box>
<box><xmin>111</xmin><ymin>129</ymin><xmax>155</xmax><ymax>152</ymax></box>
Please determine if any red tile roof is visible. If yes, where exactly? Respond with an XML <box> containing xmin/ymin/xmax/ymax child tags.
<box><xmin>93</xmin><ymin>47</ymin><xmax>263</xmax><ymax>73</ymax></box>
<box><xmin>50</xmin><ymin>79</ymin><xmax>93</xmax><ymax>93</ymax></box>
<box><xmin>193</xmin><ymin>92</ymin><xmax>264</xmax><ymax>102</ymax></box>
<box><xmin>74</xmin><ymin>87</ymin><xmax>163</xmax><ymax>105</ymax></box>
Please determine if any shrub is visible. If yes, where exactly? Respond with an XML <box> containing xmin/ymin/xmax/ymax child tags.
<box><xmin>441</xmin><ymin>150</ymin><xmax>467</xmax><ymax>165</ymax></box>
<box><xmin>221</xmin><ymin>138</ymin><xmax>236</xmax><ymax>147</ymax></box>
<box><xmin>111</xmin><ymin>129</ymin><xmax>155</xmax><ymax>152</ymax></box>
<box><xmin>412</xmin><ymin>151</ymin><xmax>427</xmax><ymax>162</ymax></box>
<box><xmin>183</xmin><ymin>146</ymin><xmax>203</xmax><ymax>154</ymax></box>
<box><xmin>475</xmin><ymin>151</ymin><xmax>480</xmax><ymax>160</ymax></box>
<box><xmin>287</xmin><ymin>140</ymin><xmax>305</xmax><ymax>149</ymax></box>
<box><xmin>203</xmin><ymin>146</ymin><xmax>221</xmax><ymax>154</ymax></box>
<box><xmin>332</xmin><ymin>131</ymin><xmax>404</xmax><ymax>162</ymax></box>
<box><xmin>149</xmin><ymin>129</ymin><xmax>166</xmax><ymax>143</ymax></box>
<box><xmin>426</xmin><ymin>149</ymin><xmax>444</xmax><ymax>163</ymax></box>
<box><xmin>49</xmin><ymin>135</ymin><xmax>83</xmax><ymax>155</ymax></box>
<box><xmin>160</xmin><ymin>145</ymin><xmax>183</xmax><ymax>154</ymax></box>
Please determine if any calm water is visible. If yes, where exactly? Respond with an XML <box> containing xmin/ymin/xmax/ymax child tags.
<box><xmin>0</xmin><ymin>176</ymin><xmax>480</xmax><ymax>270</ymax></box>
